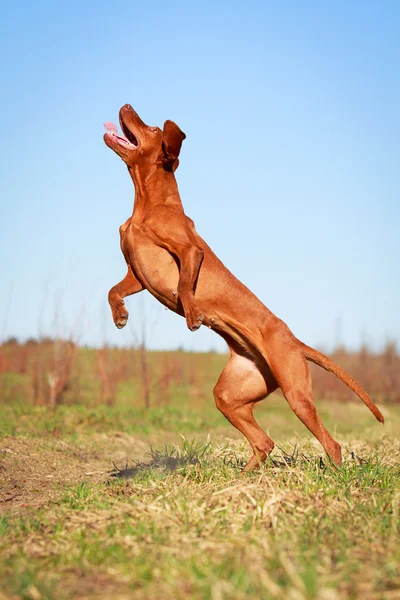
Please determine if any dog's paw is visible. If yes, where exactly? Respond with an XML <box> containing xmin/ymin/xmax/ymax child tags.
<box><xmin>115</xmin><ymin>312</ymin><xmax>129</xmax><ymax>329</ymax></box>
<box><xmin>186</xmin><ymin>311</ymin><xmax>204</xmax><ymax>331</ymax></box>
<box><xmin>112</xmin><ymin>305</ymin><xmax>129</xmax><ymax>329</ymax></box>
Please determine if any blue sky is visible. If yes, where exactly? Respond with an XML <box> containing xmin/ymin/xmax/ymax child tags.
<box><xmin>1</xmin><ymin>1</ymin><xmax>399</xmax><ymax>352</ymax></box>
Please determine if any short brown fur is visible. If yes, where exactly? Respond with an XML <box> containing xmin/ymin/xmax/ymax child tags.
<box><xmin>105</xmin><ymin>104</ymin><xmax>383</xmax><ymax>471</ymax></box>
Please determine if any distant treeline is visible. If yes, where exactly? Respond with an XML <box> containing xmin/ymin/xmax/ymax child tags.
<box><xmin>0</xmin><ymin>337</ymin><xmax>399</xmax><ymax>407</ymax></box>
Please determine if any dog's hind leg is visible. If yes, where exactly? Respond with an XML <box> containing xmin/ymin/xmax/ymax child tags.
<box><xmin>213</xmin><ymin>346</ymin><xmax>278</xmax><ymax>472</ymax></box>
<box><xmin>265</xmin><ymin>338</ymin><xmax>342</xmax><ymax>466</ymax></box>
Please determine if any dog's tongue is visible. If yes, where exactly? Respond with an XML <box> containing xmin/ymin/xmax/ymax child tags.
<box><xmin>104</xmin><ymin>121</ymin><xmax>134</xmax><ymax>145</ymax></box>
<box><xmin>104</xmin><ymin>122</ymin><xmax>118</xmax><ymax>133</ymax></box>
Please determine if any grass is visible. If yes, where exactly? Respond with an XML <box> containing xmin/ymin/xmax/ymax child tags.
<box><xmin>0</xmin><ymin>398</ymin><xmax>399</xmax><ymax>599</ymax></box>
<box><xmin>0</xmin><ymin>403</ymin><xmax>226</xmax><ymax>439</ymax></box>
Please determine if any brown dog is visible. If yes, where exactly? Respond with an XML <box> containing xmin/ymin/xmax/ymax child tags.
<box><xmin>104</xmin><ymin>104</ymin><xmax>383</xmax><ymax>471</ymax></box>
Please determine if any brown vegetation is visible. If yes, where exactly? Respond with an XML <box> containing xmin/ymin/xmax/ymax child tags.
<box><xmin>0</xmin><ymin>337</ymin><xmax>399</xmax><ymax>407</ymax></box>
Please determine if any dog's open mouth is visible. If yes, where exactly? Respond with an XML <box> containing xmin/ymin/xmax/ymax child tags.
<box><xmin>104</xmin><ymin>120</ymin><xmax>139</xmax><ymax>149</ymax></box>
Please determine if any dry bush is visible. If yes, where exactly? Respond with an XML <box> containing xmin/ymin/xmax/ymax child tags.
<box><xmin>31</xmin><ymin>338</ymin><xmax>76</xmax><ymax>407</ymax></box>
<box><xmin>96</xmin><ymin>346</ymin><xmax>133</xmax><ymax>406</ymax></box>
<box><xmin>1</xmin><ymin>338</ymin><xmax>399</xmax><ymax>406</ymax></box>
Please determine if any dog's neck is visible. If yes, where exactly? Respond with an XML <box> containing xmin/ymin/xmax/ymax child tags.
<box><xmin>128</xmin><ymin>163</ymin><xmax>183</xmax><ymax>220</ymax></box>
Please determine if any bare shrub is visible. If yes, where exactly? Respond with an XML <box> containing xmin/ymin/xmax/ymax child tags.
<box><xmin>31</xmin><ymin>338</ymin><xmax>76</xmax><ymax>407</ymax></box>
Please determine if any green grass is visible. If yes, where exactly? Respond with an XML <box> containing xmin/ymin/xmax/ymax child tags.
<box><xmin>1</xmin><ymin>394</ymin><xmax>398</xmax><ymax>440</ymax></box>
<box><xmin>0</xmin><ymin>403</ymin><xmax>226</xmax><ymax>439</ymax></box>
<box><xmin>1</xmin><ymin>400</ymin><xmax>399</xmax><ymax>599</ymax></box>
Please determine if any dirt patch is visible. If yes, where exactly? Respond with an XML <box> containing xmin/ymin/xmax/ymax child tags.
<box><xmin>0</xmin><ymin>434</ymin><xmax>155</xmax><ymax>512</ymax></box>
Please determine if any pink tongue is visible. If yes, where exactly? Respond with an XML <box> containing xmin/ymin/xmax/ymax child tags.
<box><xmin>104</xmin><ymin>122</ymin><xmax>118</xmax><ymax>133</ymax></box>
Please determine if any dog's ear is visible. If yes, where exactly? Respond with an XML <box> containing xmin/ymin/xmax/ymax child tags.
<box><xmin>161</xmin><ymin>120</ymin><xmax>186</xmax><ymax>171</ymax></box>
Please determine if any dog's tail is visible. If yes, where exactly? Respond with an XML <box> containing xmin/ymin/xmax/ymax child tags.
<box><xmin>299</xmin><ymin>341</ymin><xmax>384</xmax><ymax>423</ymax></box>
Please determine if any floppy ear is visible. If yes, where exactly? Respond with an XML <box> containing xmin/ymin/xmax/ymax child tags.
<box><xmin>161</xmin><ymin>120</ymin><xmax>186</xmax><ymax>171</ymax></box>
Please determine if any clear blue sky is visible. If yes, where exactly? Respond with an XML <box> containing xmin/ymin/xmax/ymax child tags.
<box><xmin>1</xmin><ymin>1</ymin><xmax>399</xmax><ymax>352</ymax></box>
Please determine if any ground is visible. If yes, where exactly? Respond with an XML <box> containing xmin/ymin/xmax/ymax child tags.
<box><xmin>0</xmin><ymin>398</ymin><xmax>399</xmax><ymax>600</ymax></box>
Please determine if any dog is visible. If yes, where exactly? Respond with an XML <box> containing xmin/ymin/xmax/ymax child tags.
<box><xmin>104</xmin><ymin>104</ymin><xmax>383</xmax><ymax>471</ymax></box>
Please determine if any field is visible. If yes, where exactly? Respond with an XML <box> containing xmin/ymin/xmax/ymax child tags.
<box><xmin>1</xmin><ymin>392</ymin><xmax>399</xmax><ymax>600</ymax></box>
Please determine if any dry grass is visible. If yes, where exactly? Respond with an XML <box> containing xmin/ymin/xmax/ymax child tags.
<box><xmin>0</xmin><ymin>400</ymin><xmax>399</xmax><ymax>600</ymax></box>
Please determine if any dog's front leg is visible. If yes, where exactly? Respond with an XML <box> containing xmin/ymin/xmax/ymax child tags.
<box><xmin>108</xmin><ymin>265</ymin><xmax>143</xmax><ymax>329</ymax></box>
<box><xmin>141</xmin><ymin>213</ymin><xmax>205</xmax><ymax>331</ymax></box>
<box><xmin>176</xmin><ymin>244</ymin><xmax>204</xmax><ymax>330</ymax></box>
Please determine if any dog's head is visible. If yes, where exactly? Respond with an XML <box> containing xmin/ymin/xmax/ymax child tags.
<box><xmin>104</xmin><ymin>104</ymin><xmax>186</xmax><ymax>172</ymax></box>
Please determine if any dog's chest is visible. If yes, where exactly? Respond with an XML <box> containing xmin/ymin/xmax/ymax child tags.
<box><xmin>123</xmin><ymin>225</ymin><xmax>180</xmax><ymax>302</ymax></box>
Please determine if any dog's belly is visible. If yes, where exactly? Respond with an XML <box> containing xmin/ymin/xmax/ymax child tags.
<box><xmin>128</xmin><ymin>239</ymin><xmax>181</xmax><ymax>309</ymax></box>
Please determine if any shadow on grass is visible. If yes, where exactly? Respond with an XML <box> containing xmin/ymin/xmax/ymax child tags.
<box><xmin>109</xmin><ymin>442</ymin><xmax>206</xmax><ymax>479</ymax></box>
